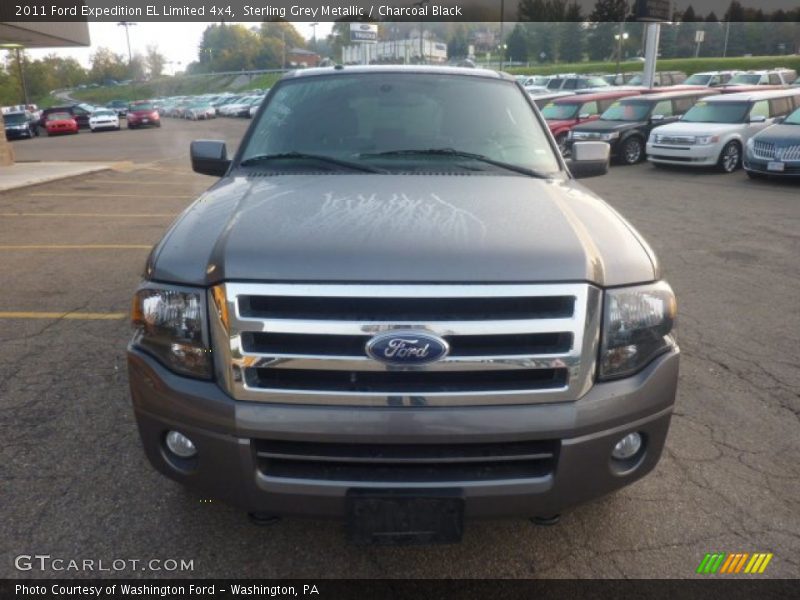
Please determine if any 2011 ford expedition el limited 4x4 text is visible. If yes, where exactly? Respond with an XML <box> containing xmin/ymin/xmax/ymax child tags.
<box><xmin>128</xmin><ymin>66</ymin><xmax>679</xmax><ymax>544</ymax></box>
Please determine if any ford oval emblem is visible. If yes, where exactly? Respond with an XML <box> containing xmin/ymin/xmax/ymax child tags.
<box><xmin>366</xmin><ymin>331</ymin><xmax>449</xmax><ymax>366</ymax></box>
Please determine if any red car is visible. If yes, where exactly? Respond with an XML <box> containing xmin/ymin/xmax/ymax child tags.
<box><xmin>127</xmin><ymin>101</ymin><xmax>161</xmax><ymax>129</ymax></box>
<box><xmin>540</xmin><ymin>91</ymin><xmax>641</xmax><ymax>155</ymax></box>
<box><xmin>44</xmin><ymin>112</ymin><xmax>79</xmax><ymax>136</ymax></box>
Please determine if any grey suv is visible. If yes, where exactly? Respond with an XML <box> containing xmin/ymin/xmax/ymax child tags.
<box><xmin>128</xmin><ymin>66</ymin><xmax>679</xmax><ymax>544</ymax></box>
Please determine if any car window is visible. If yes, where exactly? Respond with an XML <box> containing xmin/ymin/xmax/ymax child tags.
<box><xmin>243</xmin><ymin>73</ymin><xmax>561</xmax><ymax>175</ymax></box>
<box><xmin>769</xmin><ymin>98</ymin><xmax>792</xmax><ymax>117</ymax></box>
<box><xmin>579</xmin><ymin>101</ymin><xmax>599</xmax><ymax>116</ymax></box>
<box><xmin>541</xmin><ymin>102</ymin><xmax>579</xmax><ymax>120</ymax></box>
<box><xmin>784</xmin><ymin>107</ymin><xmax>800</xmax><ymax>125</ymax></box>
<box><xmin>4</xmin><ymin>113</ymin><xmax>27</xmax><ymax>124</ymax></box>
<box><xmin>652</xmin><ymin>100</ymin><xmax>673</xmax><ymax>118</ymax></box>
<box><xmin>48</xmin><ymin>113</ymin><xmax>71</xmax><ymax>121</ymax></box>
<box><xmin>750</xmin><ymin>101</ymin><xmax>770</xmax><ymax>119</ymax></box>
<box><xmin>600</xmin><ymin>101</ymin><xmax>650</xmax><ymax>121</ymax></box>
<box><xmin>673</xmin><ymin>98</ymin><xmax>695</xmax><ymax>114</ymax></box>
<box><xmin>562</xmin><ymin>79</ymin><xmax>578</xmax><ymax>90</ymax></box>
<box><xmin>768</xmin><ymin>74</ymin><xmax>781</xmax><ymax>85</ymax></box>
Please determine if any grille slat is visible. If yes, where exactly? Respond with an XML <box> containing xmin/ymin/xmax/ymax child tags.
<box><xmin>255</xmin><ymin>439</ymin><xmax>559</xmax><ymax>482</ymax></box>
<box><xmin>210</xmin><ymin>283</ymin><xmax>600</xmax><ymax>406</ymax></box>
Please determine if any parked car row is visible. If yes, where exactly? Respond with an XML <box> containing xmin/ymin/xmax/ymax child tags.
<box><xmin>550</xmin><ymin>86</ymin><xmax>800</xmax><ymax>176</ymax></box>
<box><xmin>155</xmin><ymin>91</ymin><xmax>269</xmax><ymax>121</ymax></box>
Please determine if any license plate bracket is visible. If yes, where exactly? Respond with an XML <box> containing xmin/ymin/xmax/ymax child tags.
<box><xmin>346</xmin><ymin>489</ymin><xmax>464</xmax><ymax>545</ymax></box>
<box><xmin>767</xmin><ymin>161</ymin><xmax>785</xmax><ymax>172</ymax></box>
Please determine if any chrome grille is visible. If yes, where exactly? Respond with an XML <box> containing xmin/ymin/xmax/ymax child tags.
<box><xmin>210</xmin><ymin>283</ymin><xmax>601</xmax><ymax>406</ymax></box>
<box><xmin>776</xmin><ymin>144</ymin><xmax>800</xmax><ymax>162</ymax></box>
<box><xmin>752</xmin><ymin>140</ymin><xmax>775</xmax><ymax>160</ymax></box>
<box><xmin>654</xmin><ymin>134</ymin><xmax>696</xmax><ymax>145</ymax></box>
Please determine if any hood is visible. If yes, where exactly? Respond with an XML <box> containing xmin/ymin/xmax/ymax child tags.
<box><xmin>650</xmin><ymin>121</ymin><xmax>746</xmax><ymax>136</ymax></box>
<box><xmin>148</xmin><ymin>174</ymin><xmax>658</xmax><ymax>287</ymax></box>
<box><xmin>547</xmin><ymin>119</ymin><xmax>578</xmax><ymax>132</ymax></box>
<box><xmin>572</xmin><ymin>119</ymin><xmax>642</xmax><ymax>133</ymax></box>
<box><xmin>753</xmin><ymin>123</ymin><xmax>800</xmax><ymax>144</ymax></box>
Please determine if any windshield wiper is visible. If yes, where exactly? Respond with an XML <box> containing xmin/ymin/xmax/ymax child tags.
<box><xmin>239</xmin><ymin>152</ymin><xmax>386</xmax><ymax>174</ymax></box>
<box><xmin>359</xmin><ymin>148</ymin><xmax>552</xmax><ymax>179</ymax></box>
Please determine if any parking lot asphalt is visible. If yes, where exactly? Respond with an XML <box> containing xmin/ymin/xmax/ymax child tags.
<box><xmin>1</xmin><ymin>117</ymin><xmax>798</xmax><ymax>579</ymax></box>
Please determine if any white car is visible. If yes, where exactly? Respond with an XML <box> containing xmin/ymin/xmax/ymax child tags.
<box><xmin>646</xmin><ymin>89</ymin><xmax>800</xmax><ymax>172</ymax></box>
<box><xmin>726</xmin><ymin>69</ymin><xmax>797</xmax><ymax>87</ymax></box>
<box><xmin>88</xmin><ymin>109</ymin><xmax>120</xmax><ymax>132</ymax></box>
<box><xmin>683</xmin><ymin>70</ymin><xmax>743</xmax><ymax>87</ymax></box>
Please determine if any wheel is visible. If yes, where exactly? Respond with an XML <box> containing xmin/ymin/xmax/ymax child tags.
<box><xmin>556</xmin><ymin>133</ymin><xmax>569</xmax><ymax>157</ymax></box>
<box><xmin>620</xmin><ymin>136</ymin><xmax>644</xmax><ymax>165</ymax></box>
<box><xmin>746</xmin><ymin>169</ymin><xmax>766</xmax><ymax>180</ymax></box>
<box><xmin>717</xmin><ymin>141</ymin><xmax>741</xmax><ymax>173</ymax></box>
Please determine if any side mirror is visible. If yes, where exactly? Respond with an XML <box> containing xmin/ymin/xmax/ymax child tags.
<box><xmin>749</xmin><ymin>115</ymin><xmax>767</xmax><ymax>123</ymax></box>
<box><xmin>191</xmin><ymin>140</ymin><xmax>230</xmax><ymax>177</ymax></box>
<box><xmin>651</xmin><ymin>114</ymin><xmax>665</xmax><ymax>122</ymax></box>
<box><xmin>568</xmin><ymin>141</ymin><xmax>610</xmax><ymax>179</ymax></box>
<box><xmin>578</xmin><ymin>112</ymin><xmax>591</xmax><ymax>120</ymax></box>
<box><xmin>772</xmin><ymin>116</ymin><xmax>785</xmax><ymax>124</ymax></box>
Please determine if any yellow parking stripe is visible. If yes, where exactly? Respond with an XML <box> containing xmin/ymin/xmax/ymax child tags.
<box><xmin>757</xmin><ymin>554</ymin><xmax>773</xmax><ymax>573</ymax></box>
<box><xmin>28</xmin><ymin>192</ymin><xmax>193</xmax><ymax>199</ymax></box>
<box><xmin>0</xmin><ymin>244</ymin><xmax>151</xmax><ymax>250</ymax></box>
<box><xmin>0</xmin><ymin>213</ymin><xmax>175</xmax><ymax>218</ymax></box>
<box><xmin>0</xmin><ymin>311</ymin><xmax>126</xmax><ymax>320</ymax></box>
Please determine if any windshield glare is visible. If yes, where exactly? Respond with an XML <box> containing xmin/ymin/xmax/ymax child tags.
<box><xmin>681</xmin><ymin>101</ymin><xmax>749</xmax><ymax>123</ymax></box>
<box><xmin>541</xmin><ymin>103</ymin><xmax>579</xmax><ymax>120</ymax></box>
<box><xmin>600</xmin><ymin>101</ymin><xmax>650</xmax><ymax>121</ymax></box>
<box><xmin>242</xmin><ymin>73</ymin><xmax>561</xmax><ymax>174</ymax></box>
<box><xmin>784</xmin><ymin>107</ymin><xmax>800</xmax><ymax>125</ymax></box>
<box><xmin>685</xmin><ymin>74</ymin><xmax>712</xmax><ymax>85</ymax></box>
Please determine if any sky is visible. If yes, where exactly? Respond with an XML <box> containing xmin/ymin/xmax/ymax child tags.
<box><xmin>27</xmin><ymin>22</ymin><xmax>334</xmax><ymax>74</ymax></box>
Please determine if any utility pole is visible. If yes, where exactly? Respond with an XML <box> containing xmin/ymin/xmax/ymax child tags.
<box><xmin>281</xmin><ymin>29</ymin><xmax>286</xmax><ymax>70</ymax></box>
<box><xmin>310</xmin><ymin>22</ymin><xmax>319</xmax><ymax>52</ymax></box>
<box><xmin>117</xmin><ymin>21</ymin><xmax>136</xmax><ymax>64</ymax></box>
<box><xmin>414</xmin><ymin>0</ymin><xmax>429</xmax><ymax>63</ymax></box>
<box><xmin>722</xmin><ymin>20</ymin><xmax>730</xmax><ymax>57</ymax></box>
<box><xmin>499</xmin><ymin>0</ymin><xmax>505</xmax><ymax>71</ymax></box>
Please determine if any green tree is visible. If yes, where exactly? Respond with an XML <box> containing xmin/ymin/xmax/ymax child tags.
<box><xmin>559</xmin><ymin>3</ymin><xmax>585</xmax><ymax>63</ymax></box>
<box><xmin>506</xmin><ymin>24</ymin><xmax>529</xmax><ymax>62</ymax></box>
<box><xmin>145</xmin><ymin>45</ymin><xmax>166</xmax><ymax>78</ymax></box>
<box><xmin>89</xmin><ymin>47</ymin><xmax>128</xmax><ymax>83</ymax></box>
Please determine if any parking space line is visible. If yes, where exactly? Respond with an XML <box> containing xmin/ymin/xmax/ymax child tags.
<box><xmin>0</xmin><ymin>311</ymin><xmax>126</xmax><ymax>320</ymax></box>
<box><xmin>28</xmin><ymin>192</ymin><xmax>194</xmax><ymax>199</ymax></box>
<box><xmin>0</xmin><ymin>212</ymin><xmax>176</xmax><ymax>218</ymax></box>
<box><xmin>0</xmin><ymin>244</ymin><xmax>151</xmax><ymax>250</ymax></box>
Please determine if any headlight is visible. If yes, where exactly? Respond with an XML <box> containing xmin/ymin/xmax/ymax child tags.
<box><xmin>599</xmin><ymin>281</ymin><xmax>677</xmax><ymax>380</ymax></box>
<box><xmin>746</xmin><ymin>137</ymin><xmax>755</xmax><ymax>150</ymax></box>
<box><xmin>131</xmin><ymin>286</ymin><xmax>212</xmax><ymax>379</ymax></box>
<box><xmin>695</xmin><ymin>135</ymin><xmax>719</xmax><ymax>145</ymax></box>
<box><xmin>599</xmin><ymin>132</ymin><xmax>619</xmax><ymax>141</ymax></box>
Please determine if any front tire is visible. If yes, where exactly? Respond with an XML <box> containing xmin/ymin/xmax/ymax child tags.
<box><xmin>717</xmin><ymin>141</ymin><xmax>741</xmax><ymax>173</ymax></box>
<box><xmin>620</xmin><ymin>136</ymin><xmax>644</xmax><ymax>165</ymax></box>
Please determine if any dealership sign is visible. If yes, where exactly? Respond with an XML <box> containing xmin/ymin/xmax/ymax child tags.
<box><xmin>350</xmin><ymin>23</ymin><xmax>378</xmax><ymax>43</ymax></box>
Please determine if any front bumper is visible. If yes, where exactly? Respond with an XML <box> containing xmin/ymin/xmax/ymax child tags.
<box><xmin>5</xmin><ymin>128</ymin><xmax>32</xmax><ymax>139</ymax></box>
<box><xmin>744</xmin><ymin>156</ymin><xmax>800</xmax><ymax>176</ymax></box>
<box><xmin>646</xmin><ymin>142</ymin><xmax>721</xmax><ymax>166</ymax></box>
<box><xmin>128</xmin><ymin>348</ymin><xmax>679</xmax><ymax>518</ymax></box>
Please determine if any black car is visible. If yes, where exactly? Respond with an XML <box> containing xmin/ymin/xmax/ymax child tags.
<box><xmin>38</xmin><ymin>104</ymin><xmax>94</xmax><ymax>130</ymax></box>
<box><xmin>3</xmin><ymin>111</ymin><xmax>38</xmax><ymax>140</ymax></box>
<box><xmin>744</xmin><ymin>105</ymin><xmax>800</xmax><ymax>178</ymax></box>
<box><xmin>567</xmin><ymin>90</ymin><xmax>717</xmax><ymax>164</ymax></box>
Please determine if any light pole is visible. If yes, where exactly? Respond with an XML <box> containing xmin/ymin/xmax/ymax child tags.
<box><xmin>118</xmin><ymin>21</ymin><xmax>137</xmax><ymax>64</ymax></box>
<box><xmin>614</xmin><ymin>30</ymin><xmax>629</xmax><ymax>80</ymax></box>
<box><xmin>310</xmin><ymin>22</ymin><xmax>319</xmax><ymax>52</ymax></box>
<box><xmin>499</xmin><ymin>0</ymin><xmax>505</xmax><ymax>71</ymax></box>
<box><xmin>414</xmin><ymin>0</ymin><xmax>430</xmax><ymax>63</ymax></box>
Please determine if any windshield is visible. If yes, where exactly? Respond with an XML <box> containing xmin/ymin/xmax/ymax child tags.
<box><xmin>93</xmin><ymin>110</ymin><xmax>115</xmax><ymax>117</ymax></box>
<box><xmin>242</xmin><ymin>73</ymin><xmax>560</xmax><ymax>175</ymax></box>
<box><xmin>600</xmin><ymin>101</ymin><xmax>651</xmax><ymax>121</ymax></box>
<box><xmin>130</xmin><ymin>103</ymin><xmax>155</xmax><ymax>111</ymax></box>
<box><xmin>48</xmin><ymin>113</ymin><xmax>71</xmax><ymax>121</ymax></box>
<box><xmin>784</xmin><ymin>107</ymin><xmax>800</xmax><ymax>125</ymax></box>
<box><xmin>4</xmin><ymin>113</ymin><xmax>26</xmax><ymax>124</ymax></box>
<box><xmin>585</xmin><ymin>77</ymin><xmax>610</xmax><ymax>87</ymax></box>
<box><xmin>627</xmin><ymin>74</ymin><xmax>644</xmax><ymax>85</ymax></box>
<box><xmin>681</xmin><ymin>101</ymin><xmax>749</xmax><ymax>123</ymax></box>
<box><xmin>685</xmin><ymin>74</ymin><xmax>712</xmax><ymax>85</ymax></box>
<box><xmin>541</xmin><ymin>103</ymin><xmax>579</xmax><ymax>120</ymax></box>
<box><xmin>729</xmin><ymin>74</ymin><xmax>761</xmax><ymax>85</ymax></box>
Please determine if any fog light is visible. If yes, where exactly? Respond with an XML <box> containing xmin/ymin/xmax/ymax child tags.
<box><xmin>165</xmin><ymin>430</ymin><xmax>197</xmax><ymax>458</ymax></box>
<box><xmin>612</xmin><ymin>432</ymin><xmax>642</xmax><ymax>460</ymax></box>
